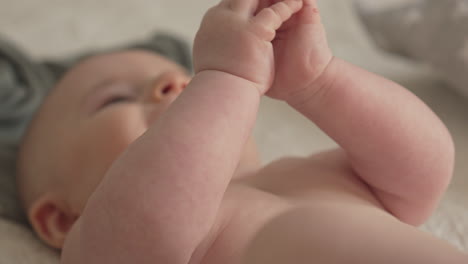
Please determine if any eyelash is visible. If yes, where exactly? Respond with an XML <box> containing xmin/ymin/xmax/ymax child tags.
<box><xmin>101</xmin><ymin>94</ymin><xmax>137</xmax><ymax>108</ymax></box>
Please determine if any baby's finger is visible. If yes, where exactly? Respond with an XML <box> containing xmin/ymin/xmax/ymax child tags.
<box><xmin>251</xmin><ymin>0</ymin><xmax>303</xmax><ymax>40</ymax></box>
<box><xmin>297</xmin><ymin>0</ymin><xmax>321</xmax><ymax>24</ymax></box>
<box><xmin>304</xmin><ymin>0</ymin><xmax>318</xmax><ymax>8</ymax></box>
<box><xmin>220</xmin><ymin>0</ymin><xmax>259</xmax><ymax>15</ymax></box>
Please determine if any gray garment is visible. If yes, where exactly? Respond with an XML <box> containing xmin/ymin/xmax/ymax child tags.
<box><xmin>0</xmin><ymin>32</ymin><xmax>192</xmax><ymax>224</ymax></box>
<box><xmin>0</xmin><ymin>39</ymin><xmax>55</xmax><ymax>147</ymax></box>
<box><xmin>0</xmin><ymin>38</ymin><xmax>55</xmax><ymax>224</ymax></box>
<box><xmin>354</xmin><ymin>0</ymin><xmax>468</xmax><ymax>98</ymax></box>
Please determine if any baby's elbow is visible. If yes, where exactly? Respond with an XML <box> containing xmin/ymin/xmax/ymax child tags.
<box><xmin>424</xmin><ymin>126</ymin><xmax>455</xmax><ymax>201</ymax></box>
<box><xmin>441</xmin><ymin>129</ymin><xmax>455</xmax><ymax>181</ymax></box>
<box><xmin>399</xmin><ymin>131</ymin><xmax>455</xmax><ymax>226</ymax></box>
<box><xmin>392</xmin><ymin>198</ymin><xmax>443</xmax><ymax>227</ymax></box>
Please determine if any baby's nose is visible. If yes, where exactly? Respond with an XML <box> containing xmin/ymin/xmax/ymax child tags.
<box><xmin>148</xmin><ymin>71</ymin><xmax>189</xmax><ymax>103</ymax></box>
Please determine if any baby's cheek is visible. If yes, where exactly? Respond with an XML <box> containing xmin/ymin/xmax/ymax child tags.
<box><xmin>73</xmin><ymin>111</ymin><xmax>146</xmax><ymax>202</ymax></box>
<box><xmin>93</xmin><ymin>109</ymin><xmax>147</xmax><ymax>162</ymax></box>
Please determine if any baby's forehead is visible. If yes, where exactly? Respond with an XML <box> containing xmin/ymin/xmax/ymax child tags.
<box><xmin>53</xmin><ymin>50</ymin><xmax>176</xmax><ymax>98</ymax></box>
<box><xmin>63</xmin><ymin>50</ymin><xmax>168</xmax><ymax>82</ymax></box>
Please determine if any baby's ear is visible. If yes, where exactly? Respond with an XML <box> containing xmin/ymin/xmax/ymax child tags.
<box><xmin>28</xmin><ymin>193</ymin><xmax>78</xmax><ymax>249</ymax></box>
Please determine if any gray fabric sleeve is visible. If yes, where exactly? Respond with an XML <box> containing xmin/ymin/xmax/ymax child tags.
<box><xmin>0</xmin><ymin>38</ymin><xmax>54</xmax><ymax>147</ymax></box>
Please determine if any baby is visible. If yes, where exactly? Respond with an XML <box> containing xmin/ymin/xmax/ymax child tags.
<box><xmin>16</xmin><ymin>0</ymin><xmax>468</xmax><ymax>263</ymax></box>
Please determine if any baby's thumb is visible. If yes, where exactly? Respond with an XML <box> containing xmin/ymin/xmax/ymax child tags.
<box><xmin>296</xmin><ymin>0</ymin><xmax>321</xmax><ymax>24</ymax></box>
<box><xmin>251</xmin><ymin>0</ymin><xmax>303</xmax><ymax>41</ymax></box>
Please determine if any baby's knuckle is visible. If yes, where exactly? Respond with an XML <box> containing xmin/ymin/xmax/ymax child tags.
<box><xmin>269</xmin><ymin>6</ymin><xmax>283</xmax><ymax>20</ymax></box>
<box><xmin>250</xmin><ymin>23</ymin><xmax>275</xmax><ymax>41</ymax></box>
<box><xmin>260</xmin><ymin>8</ymin><xmax>275</xmax><ymax>20</ymax></box>
<box><xmin>273</xmin><ymin>2</ymin><xmax>289</xmax><ymax>17</ymax></box>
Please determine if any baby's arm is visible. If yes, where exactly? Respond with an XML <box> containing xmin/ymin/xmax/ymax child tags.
<box><xmin>62</xmin><ymin>72</ymin><xmax>259</xmax><ymax>264</ymax></box>
<box><xmin>290</xmin><ymin>58</ymin><xmax>454</xmax><ymax>226</ymax></box>
<box><xmin>266</xmin><ymin>0</ymin><xmax>454</xmax><ymax>227</ymax></box>
<box><xmin>61</xmin><ymin>1</ymin><xmax>302</xmax><ymax>264</ymax></box>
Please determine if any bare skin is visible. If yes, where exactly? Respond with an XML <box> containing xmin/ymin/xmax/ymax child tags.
<box><xmin>17</xmin><ymin>0</ymin><xmax>468</xmax><ymax>263</ymax></box>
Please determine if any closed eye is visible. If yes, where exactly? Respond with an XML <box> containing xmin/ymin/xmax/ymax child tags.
<box><xmin>97</xmin><ymin>82</ymin><xmax>141</xmax><ymax>110</ymax></box>
<box><xmin>101</xmin><ymin>94</ymin><xmax>137</xmax><ymax>108</ymax></box>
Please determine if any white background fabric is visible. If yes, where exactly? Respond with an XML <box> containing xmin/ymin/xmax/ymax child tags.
<box><xmin>356</xmin><ymin>0</ymin><xmax>468</xmax><ymax>99</ymax></box>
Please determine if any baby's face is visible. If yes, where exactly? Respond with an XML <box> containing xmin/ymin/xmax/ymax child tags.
<box><xmin>38</xmin><ymin>50</ymin><xmax>191</xmax><ymax>213</ymax></box>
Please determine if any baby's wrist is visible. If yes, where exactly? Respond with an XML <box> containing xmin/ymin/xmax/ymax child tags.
<box><xmin>286</xmin><ymin>57</ymin><xmax>339</xmax><ymax>108</ymax></box>
<box><xmin>193</xmin><ymin>70</ymin><xmax>263</xmax><ymax>97</ymax></box>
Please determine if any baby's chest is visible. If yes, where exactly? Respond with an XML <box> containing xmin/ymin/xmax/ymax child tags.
<box><xmin>200</xmin><ymin>152</ymin><xmax>383</xmax><ymax>264</ymax></box>
<box><xmin>240</xmin><ymin>154</ymin><xmax>380</xmax><ymax>206</ymax></box>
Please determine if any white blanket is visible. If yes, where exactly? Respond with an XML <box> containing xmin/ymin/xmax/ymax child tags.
<box><xmin>423</xmin><ymin>192</ymin><xmax>468</xmax><ymax>251</ymax></box>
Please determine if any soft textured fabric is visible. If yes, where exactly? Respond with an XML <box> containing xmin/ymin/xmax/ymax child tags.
<box><xmin>423</xmin><ymin>192</ymin><xmax>468</xmax><ymax>251</ymax></box>
<box><xmin>0</xmin><ymin>38</ymin><xmax>54</xmax><ymax>147</ymax></box>
<box><xmin>355</xmin><ymin>0</ymin><xmax>468</xmax><ymax>98</ymax></box>
<box><xmin>0</xmin><ymin>37</ymin><xmax>54</xmax><ymax>225</ymax></box>
<box><xmin>0</xmin><ymin>219</ymin><xmax>59</xmax><ymax>263</ymax></box>
<box><xmin>0</xmin><ymin>146</ymin><xmax>26</xmax><ymax>224</ymax></box>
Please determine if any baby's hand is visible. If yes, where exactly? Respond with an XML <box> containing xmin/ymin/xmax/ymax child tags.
<box><xmin>265</xmin><ymin>0</ymin><xmax>333</xmax><ymax>101</ymax></box>
<box><xmin>193</xmin><ymin>0</ymin><xmax>303</xmax><ymax>94</ymax></box>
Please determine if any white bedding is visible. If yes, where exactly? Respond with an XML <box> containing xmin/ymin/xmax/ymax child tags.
<box><xmin>0</xmin><ymin>0</ymin><xmax>467</xmax><ymax>262</ymax></box>
<box><xmin>423</xmin><ymin>192</ymin><xmax>468</xmax><ymax>251</ymax></box>
<box><xmin>0</xmin><ymin>220</ymin><xmax>59</xmax><ymax>263</ymax></box>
